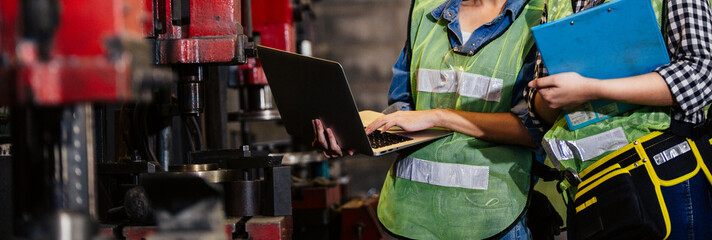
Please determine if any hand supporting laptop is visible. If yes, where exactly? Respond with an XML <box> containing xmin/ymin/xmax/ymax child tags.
<box><xmin>312</xmin><ymin>119</ymin><xmax>355</xmax><ymax>158</ymax></box>
<box><xmin>312</xmin><ymin>110</ymin><xmax>440</xmax><ymax>158</ymax></box>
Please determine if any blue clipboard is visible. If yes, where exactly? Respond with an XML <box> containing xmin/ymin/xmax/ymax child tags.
<box><xmin>531</xmin><ymin>0</ymin><xmax>670</xmax><ymax>131</ymax></box>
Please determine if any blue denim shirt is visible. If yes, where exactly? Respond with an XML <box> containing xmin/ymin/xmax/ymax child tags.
<box><xmin>386</xmin><ymin>0</ymin><xmax>543</xmax><ymax>151</ymax></box>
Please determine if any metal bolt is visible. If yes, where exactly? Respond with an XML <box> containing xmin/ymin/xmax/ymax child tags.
<box><xmin>570</xmin><ymin>21</ymin><xmax>575</xmax><ymax>25</ymax></box>
<box><xmin>74</xmin><ymin>167</ymin><xmax>82</xmax><ymax>176</ymax></box>
<box><xmin>608</xmin><ymin>8</ymin><xmax>612</xmax><ymax>12</ymax></box>
<box><xmin>634</xmin><ymin>141</ymin><xmax>639</xmax><ymax>145</ymax></box>
<box><xmin>634</xmin><ymin>163</ymin><xmax>639</xmax><ymax>167</ymax></box>
<box><xmin>643</xmin><ymin>158</ymin><xmax>648</xmax><ymax>162</ymax></box>
<box><xmin>471</xmin><ymin>43</ymin><xmax>476</xmax><ymax>46</ymax></box>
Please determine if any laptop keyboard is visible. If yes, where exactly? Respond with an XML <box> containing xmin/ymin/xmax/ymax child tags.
<box><xmin>368</xmin><ymin>130</ymin><xmax>413</xmax><ymax>149</ymax></box>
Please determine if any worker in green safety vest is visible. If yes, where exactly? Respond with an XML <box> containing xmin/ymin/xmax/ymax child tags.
<box><xmin>313</xmin><ymin>0</ymin><xmax>550</xmax><ymax>239</ymax></box>
<box><xmin>527</xmin><ymin>0</ymin><xmax>712</xmax><ymax>239</ymax></box>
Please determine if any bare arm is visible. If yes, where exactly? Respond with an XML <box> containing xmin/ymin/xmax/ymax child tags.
<box><xmin>528</xmin><ymin>72</ymin><xmax>674</xmax><ymax>110</ymax></box>
<box><xmin>593</xmin><ymin>72</ymin><xmax>674</xmax><ymax>105</ymax></box>
<box><xmin>531</xmin><ymin>92</ymin><xmax>561</xmax><ymax>127</ymax></box>
<box><xmin>365</xmin><ymin>109</ymin><xmax>537</xmax><ymax>148</ymax></box>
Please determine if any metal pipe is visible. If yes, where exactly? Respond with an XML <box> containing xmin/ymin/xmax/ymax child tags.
<box><xmin>243</xmin><ymin>0</ymin><xmax>253</xmax><ymax>38</ymax></box>
<box><xmin>158</xmin><ymin>126</ymin><xmax>171</xmax><ymax>171</ymax></box>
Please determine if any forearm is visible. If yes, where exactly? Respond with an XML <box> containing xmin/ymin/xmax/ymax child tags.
<box><xmin>532</xmin><ymin>93</ymin><xmax>560</xmax><ymax>127</ymax></box>
<box><xmin>592</xmin><ymin>72</ymin><xmax>674</xmax><ymax>106</ymax></box>
<box><xmin>433</xmin><ymin>109</ymin><xmax>537</xmax><ymax>148</ymax></box>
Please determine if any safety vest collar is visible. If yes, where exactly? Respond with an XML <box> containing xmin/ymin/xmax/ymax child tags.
<box><xmin>430</xmin><ymin>0</ymin><xmax>526</xmax><ymax>21</ymax></box>
<box><xmin>430</xmin><ymin>0</ymin><xmax>529</xmax><ymax>55</ymax></box>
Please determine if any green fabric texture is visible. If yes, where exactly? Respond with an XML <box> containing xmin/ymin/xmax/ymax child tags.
<box><xmin>545</xmin><ymin>106</ymin><xmax>670</xmax><ymax>172</ymax></box>
<box><xmin>547</xmin><ymin>0</ymin><xmax>665</xmax><ymax>28</ymax></box>
<box><xmin>541</xmin><ymin>0</ymin><xmax>669</xmax><ymax>174</ymax></box>
<box><xmin>377</xmin><ymin>0</ymin><xmax>544</xmax><ymax>239</ymax></box>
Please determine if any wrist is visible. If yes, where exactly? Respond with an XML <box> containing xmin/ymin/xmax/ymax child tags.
<box><xmin>586</xmin><ymin>77</ymin><xmax>603</xmax><ymax>101</ymax></box>
<box><xmin>429</xmin><ymin>109</ymin><xmax>447</xmax><ymax>127</ymax></box>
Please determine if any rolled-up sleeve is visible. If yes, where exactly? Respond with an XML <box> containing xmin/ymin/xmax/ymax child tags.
<box><xmin>654</xmin><ymin>0</ymin><xmax>712</xmax><ymax>124</ymax></box>
<box><xmin>385</xmin><ymin>46</ymin><xmax>415</xmax><ymax>113</ymax></box>
<box><xmin>513</xmin><ymin>48</ymin><xmax>545</xmax><ymax>148</ymax></box>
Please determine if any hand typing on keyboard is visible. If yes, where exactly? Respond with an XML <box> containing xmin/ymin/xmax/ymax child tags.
<box><xmin>367</xmin><ymin>130</ymin><xmax>413</xmax><ymax>149</ymax></box>
<box><xmin>365</xmin><ymin>110</ymin><xmax>439</xmax><ymax>135</ymax></box>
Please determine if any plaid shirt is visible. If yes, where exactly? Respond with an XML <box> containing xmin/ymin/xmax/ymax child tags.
<box><xmin>525</xmin><ymin>0</ymin><xmax>712</xmax><ymax>132</ymax></box>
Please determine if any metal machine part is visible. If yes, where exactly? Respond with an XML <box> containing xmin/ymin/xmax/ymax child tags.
<box><xmin>242</xmin><ymin>85</ymin><xmax>275</xmax><ymax>113</ymax></box>
<box><xmin>141</xmin><ymin>174</ymin><xmax>229</xmax><ymax>240</ymax></box>
<box><xmin>340</xmin><ymin>196</ymin><xmax>385</xmax><ymax>240</ymax></box>
<box><xmin>149</xmin><ymin>0</ymin><xmax>254</xmax><ymax>65</ymax></box>
<box><xmin>60</xmin><ymin>104</ymin><xmax>97</xmax><ymax>218</ymax></box>
<box><xmin>189</xmin><ymin>147</ymin><xmax>292</xmax><ymax>217</ymax></box>
<box><xmin>152</xmin><ymin>169</ymin><xmax>238</xmax><ymax>183</ymax></box>
<box><xmin>177</xmin><ymin>66</ymin><xmax>205</xmax><ymax>115</ymax></box>
<box><xmin>0</xmin><ymin>144</ymin><xmax>9</xmax><ymax>156</ymax></box>
<box><xmin>124</xmin><ymin>186</ymin><xmax>155</xmax><ymax>225</ymax></box>
<box><xmin>224</xmin><ymin>180</ymin><xmax>261</xmax><ymax>216</ymax></box>
<box><xmin>244</xmin><ymin>216</ymin><xmax>293</xmax><ymax>240</ymax></box>
<box><xmin>0</xmin><ymin>0</ymin><xmax>173</xmax><ymax>106</ymax></box>
<box><xmin>227</xmin><ymin>0</ymin><xmax>299</xmax><ymax>147</ymax></box>
<box><xmin>9</xmin><ymin>105</ymin><xmax>99</xmax><ymax>239</ymax></box>
<box><xmin>54</xmin><ymin>211</ymin><xmax>95</xmax><ymax>240</ymax></box>
<box><xmin>168</xmin><ymin>163</ymin><xmax>218</xmax><ymax>172</ymax></box>
<box><xmin>0</xmin><ymin>155</ymin><xmax>12</xmax><ymax>237</ymax></box>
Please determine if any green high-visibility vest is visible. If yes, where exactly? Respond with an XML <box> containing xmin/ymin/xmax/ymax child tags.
<box><xmin>376</xmin><ymin>0</ymin><xmax>544</xmax><ymax>239</ymax></box>
<box><xmin>541</xmin><ymin>0</ymin><xmax>672</xmax><ymax>173</ymax></box>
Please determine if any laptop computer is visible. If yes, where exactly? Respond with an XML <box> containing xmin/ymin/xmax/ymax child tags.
<box><xmin>257</xmin><ymin>45</ymin><xmax>452</xmax><ymax>156</ymax></box>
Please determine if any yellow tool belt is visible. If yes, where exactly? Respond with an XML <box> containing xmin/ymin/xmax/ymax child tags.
<box><xmin>569</xmin><ymin>128</ymin><xmax>712</xmax><ymax>240</ymax></box>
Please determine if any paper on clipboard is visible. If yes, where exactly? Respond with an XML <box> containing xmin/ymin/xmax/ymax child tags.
<box><xmin>531</xmin><ymin>0</ymin><xmax>670</xmax><ymax>130</ymax></box>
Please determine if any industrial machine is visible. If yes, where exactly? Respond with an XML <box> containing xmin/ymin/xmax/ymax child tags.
<box><xmin>0</xmin><ymin>0</ymin><xmax>308</xmax><ymax>239</ymax></box>
<box><xmin>0</xmin><ymin>0</ymin><xmax>377</xmax><ymax>238</ymax></box>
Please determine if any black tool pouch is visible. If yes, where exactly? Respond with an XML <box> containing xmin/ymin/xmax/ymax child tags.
<box><xmin>570</xmin><ymin>109</ymin><xmax>712</xmax><ymax>240</ymax></box>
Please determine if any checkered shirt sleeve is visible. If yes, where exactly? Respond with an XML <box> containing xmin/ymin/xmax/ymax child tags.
<box><xmin>525</xmin><ymin>1</ymin><xmax>549</xmax><ymax>132</ymax></box>
<box><xmin>654</xmin><ymin>0</ymin><xmax>712</xmax><ymax>124</ymax></box>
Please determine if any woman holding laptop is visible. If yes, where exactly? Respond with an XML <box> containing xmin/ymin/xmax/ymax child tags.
<box><xmin>314</xmin><ymin>0</ymin><xmax>547</xmax><ymax>239</ymax></box>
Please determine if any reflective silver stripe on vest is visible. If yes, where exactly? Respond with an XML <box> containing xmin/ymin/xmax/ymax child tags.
<box><xmin>542</xmin><ymin>127</ymin><xmax>628</xmax><ymax>167</ymax></box>
<box><xmin>416</xmin><ymin>69</ymin><xmax>504</xmax><ymax>102</ymax></box>
<box><xmin>395</xmin><ymin>156</ymin><xmax>490</xmax><ymax>190</ymax></box>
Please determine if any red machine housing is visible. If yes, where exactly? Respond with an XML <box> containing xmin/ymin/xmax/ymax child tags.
<box><xmin>252</xmin><ymin>0</ymin><xmax>295</xmax><ymax>52</ymax></box>
<box><xmin>0</xmin><ymin>0</ymin><xmax>19</xmax><ymax>104</ymax></box>
<box><xmin>150</xmin><ymin>0</ymin><xmax>243</xmax><ymax>64</ymax></box>
<box><xmin>239</xmin><ymin>0</ymin><xmax>295</xmax><ymax>86</ymax></box>
<box><xmin>0</xmin><ymin>0</ymin><xmax>152</xmax><ymax>105</ymax></box>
